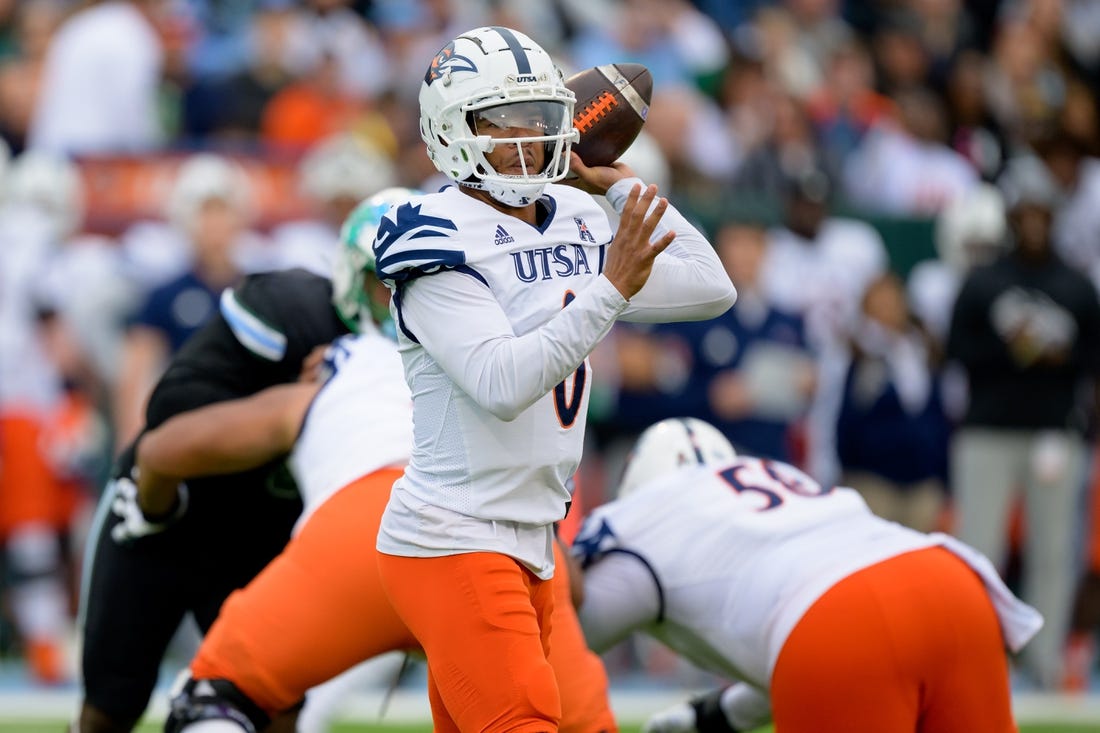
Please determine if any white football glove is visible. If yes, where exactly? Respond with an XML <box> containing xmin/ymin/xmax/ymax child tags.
<box><xmin>642</xmin><ymin>702</ymin><xmax>697</xmax><ymax>733</ymax></box>
<box><xmin>110</xmin><ymin>475</ymin><xmax>188</xmax><ymax>544</ymax></box>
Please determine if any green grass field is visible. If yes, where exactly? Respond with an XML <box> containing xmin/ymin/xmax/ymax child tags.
<box><xmin>0</xmin><ymin>723</ymin><xmax>1096</xmax><ymax>733</ymax></box>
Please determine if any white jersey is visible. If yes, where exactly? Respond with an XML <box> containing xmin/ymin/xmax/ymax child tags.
<box><xmin>573</xmin><ymin>456</ymin><xmax>1042</xmax><ymax>691</ymax></box>
<box><xmin>288</xmin><ymin>332</ymin><xmax>413</xmax><ymax>533</ymax></box>
<box><xmin>373</xmin><ymin>178</ymin><xmax>736</xmax><ymax>578</ymax></box>
<box><xmin>29</xmin><ymin>1</ymin><xmax>163</xmax><ymax>155</ymax></box>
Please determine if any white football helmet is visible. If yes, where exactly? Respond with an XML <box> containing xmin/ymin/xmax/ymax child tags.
<box><xmin>332</xmin><ymin>186</ymin><xmax>422</xmax><ymax>332</ymax></box>
<box><xmin>935</xmin><ymin>182</ymin><xmax>1007</xmax><ymax>272</ymax></box>
<box><xmin>617</xmin><ymin>417</ymin><xmax>738</xmax><ymax>498</ymax></box>
<box><xmin>166</xmin><ymin>153</ymin><xmax>253</xmax><ymax>232</ymax></box>
<box><xmin>3</xmin><ymin>150</ymin><xmax>84</xmax><ymax>240</ymax></box>
<box><xmin>299</xmin><ymin>133</ymin><xmax>397</xmax><ymax>204</ymax></box>
<box><xmin>419</xmin><ymin>26</ymin><xmax>578</xmax><ymax>207</ymax></box>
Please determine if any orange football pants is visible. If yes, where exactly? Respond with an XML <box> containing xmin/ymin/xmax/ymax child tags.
<box><xmin>378</xmin><ymin>550</ymin><xmax>560</xmax><ymax>733</ymax></box>
<box><xmin>771</xmin><ymin>546</ymin><xmax>1016</xmax><ymax>733</ymax></box>
<box><xmin>191</xmin><ymin>469</ymin><xmax>614</xmax><ymax>732</ymax></box>
<box><xmin>0</xmin><ymin>411</ymin><xmax>84</xmax><ymax>539</ymax></box>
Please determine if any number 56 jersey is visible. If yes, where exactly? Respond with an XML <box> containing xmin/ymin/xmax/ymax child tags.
<box><xmin>572</xmin><ymin>456</ymin><xmax>1042</xmax><ymax>688</ymax></box>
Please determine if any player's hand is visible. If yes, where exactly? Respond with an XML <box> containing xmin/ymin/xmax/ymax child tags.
<box><xmin>299</xmin><ymin>343</ymin><xmax>329</xmax><ymax>383</ymax></box>
<box><xmin>110</xmin><ymin>475</ymin><xmax>188</xmax><ymax>544</ymax></box>
<box><xmin>564</xmin><ymin>152</ymin><xmax>637</xmax><ymax>195</ymax></box>
<box><xmin>642</xmin><ymin>701</ymin><xmax>697</xmax><ymax>733</ymax></box>
<box><xmin>602</xmin><ymin>182</ymin><xmax>677</xmax><ymax>299</ymax></box>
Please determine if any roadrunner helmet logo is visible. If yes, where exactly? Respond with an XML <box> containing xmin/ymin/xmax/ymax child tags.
<box><xmin>425</xmin><ymin>43</ymin><xmax>477</xmax><ymax>84</ymax></box>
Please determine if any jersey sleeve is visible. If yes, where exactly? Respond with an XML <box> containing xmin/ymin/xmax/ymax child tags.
<box><xmin>604</xmin><ymin>177</ymin><xmax>737</xmax><ymax>323</ymax></box>
<box><xmin>371</xmin><ymin>199</ymin><xmax>465</xmax><ymax>284</ymax></box>
<box><xmin>576</xmin><ymin>550</ymin><xmax>663</xmax><ymax>652</ymax></box>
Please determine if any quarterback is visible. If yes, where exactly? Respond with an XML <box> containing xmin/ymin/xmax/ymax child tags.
<box><xmin>373</xmin><ymin>25</ymin><xmax>736</xmax><ymax>733</ymax></box>
<box><xmin>142</xmin><ymin>194</ymin><xmax>617</xmax><ymax>733</ymax></box>
<box><xmin>573</xmin><ymin>418</ymin><xmax>1043</xmax><ymax>733</ymax></box>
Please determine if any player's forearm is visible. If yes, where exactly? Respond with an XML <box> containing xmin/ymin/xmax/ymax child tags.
<box><xmin>137</xmin><ymin>384</ymin><xmax>315</xmax><ymax>478</ymax></box>
<box><xmin>409</xmin><ymin>274</ymin><xmax>628</xmax><ymax>421</ymax></box>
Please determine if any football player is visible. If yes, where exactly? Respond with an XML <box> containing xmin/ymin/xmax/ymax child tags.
<box><xmin>572</xmin><ymin>418</ymin><xmax>1043</xmax><ymax>733</ymax></box>
<box><xmin>131</xmin><ymin>191</ymin><xmax>616</xmax><ymax>733</ymax></box>
<box><xmin>372</xmin><ymin>25</ymin><xmax>737</xmax><ymax>733</ymax></box>
<box><xmin>73</xmin><ymin>189</ymin><xmax>414</xmax><ymax>733</ymax></box>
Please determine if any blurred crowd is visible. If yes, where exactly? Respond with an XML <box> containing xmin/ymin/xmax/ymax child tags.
<box><xmin>2</xmin><ymin>0</ymin><xmax>1100</xmax><ymax>702</ymax></box>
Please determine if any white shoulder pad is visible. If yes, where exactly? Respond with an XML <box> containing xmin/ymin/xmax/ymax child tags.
<box><xmin>371</xmin><ymin>193</ymin><xmax>464</xmax><ymax>284</ymax></box>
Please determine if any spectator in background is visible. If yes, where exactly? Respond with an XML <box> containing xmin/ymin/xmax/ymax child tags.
<box><xmin>903</xmin><ymin>0</ymin><xmax>977</xmax><ymax>91</ymax></box>
<box><xmin>843</xmin><ymin>86</ymin><xmax>979</xmax><ymax>216</ymax></box>
<box><xmin>183</xmin><ymin>0</ymin><xmax>267</xmax><ymax>80</ymax></box>
<box><xmin>868</xmin><ymin>10</ymin><xmax>931</xmax><ymax>95</ymax></box>
<box><xmin>805</xmin><ymin>37</ymin><xmax>894</xmax><ymax>170</ymax></box>
<box><xmin>644</xmin><ymin>80</ymin><xmax>742</xmax><ymax>195</ymax></box>
<box><xmin>749</xmin><ymin>5</ymin><xmax>827</xmax><ymax>100</ymax></box>
<box><xmin>260</xmin><ymin>50</ymin><xmax>366</xmax><ymax>151</ymax></box>
<box><xmin>908</xmin><ymin>182</ymin><xmax>1009</xmax><ymax>348</ymax></box>
<box><xmin>778</xmin><ymin>0</ymin><xmax>853</xmax><ymax>94</ymax></box>
<box><xmin>733</xmin><ymin>93</ymin><xmax>839</xmax><ymax>204</ymax></box>
<box><xmin>944</xmin><ymin>49</ymin><xmax>1010</xmax><ymax>182</ymax></box>
<box><xmin>761</xmin><ymin>167</ymin><xmax>887</xmax><ymax>355</ymax></box>
<box><xmin>180</xmin><ymin>1</ymin><xmax>302</xmax><ymax>143</ymax></box>
<box><xmin>574</xmin><ymin>0</ymin><xmax>736</xmax><ymax>192</ymax></box>
<box><xmin>569</xmin><ymin>0</ymin><xmax>729</xmax><ymax>92</ymax></box>
<box><xmin>984</xmin><ymin>11</ymin><xmax>1068</xmax><ymax>149</ymax></box>
<box><xmin>695</xmin><ymin>221</ymin><xmax>815</xmax><ymax>464</ymax></box>
<box><xmin>759</xmin><ymin>166</ymin><xmax>888</xmax><ymax>484</ymax></box>
<box><xmin>28</xmin><ymin>0</ymin><xmax>167</xmax><ymax>155</ymax></box>
<box><xmin>713</xmin><ymin>49</ymin><xmax>772</xmax><ymax>174</ymax></box>
<box><xmin>1027</xmin><ymin>129</ymin><xmax>1100</xmax><ymax>282</ymax></box>
<box><xmin>946</xmin><ymin>159</ymin><xmax>1100</xmax><ymax>690</ymax></box>
<box><xmin>113</xmin><ymin>154</ymin><xmax>259</xmax><ymax>450</ymax></box>
<box><xmin>835</xmin><ymin>272</ymin><xmax>952</xmax><ymax>533</ymax></box>
<box><xmin>299</xmin><ymin>0</ymin><xmax>391</xmax><ymax>103</ymax></box>
<box><xmin>270</xmin><ymin>132</ymin><xmax>396</xmax><ymax>277</ymax></box>
<box><xmin>0</xmin><ymin>0</ymin><xmax>63</xmax><ymax>153</ymax></box>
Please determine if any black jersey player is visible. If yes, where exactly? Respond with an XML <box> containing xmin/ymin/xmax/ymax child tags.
<box><xmin>77</xmin><ymin>266</ymin><xmax>352</xmax><ymax>733</ymax></box>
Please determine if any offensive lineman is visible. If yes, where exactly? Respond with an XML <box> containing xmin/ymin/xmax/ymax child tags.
<box><xmin>571</xmin><ymin>418</ymin><xmax>1044</xmax><ymax>733</ymax></box>
<box><xmin>372</xmin><ymin>26</ymin><xmax>737</xmax><ymax>732</ymax></box>
<box><xmin>74</xmin><ymin>197</ymin><xmax>375</xmax><ymax>731</ymax></box>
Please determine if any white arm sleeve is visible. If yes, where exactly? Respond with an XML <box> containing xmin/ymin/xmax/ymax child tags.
<box><xmin>720</xmin><ymin>683</ymin><xmax>773</xmax><ymax>730</ymax></box>
<box><xmin>577</xmin><ymin>551</ymin><xmax>662</xmax><ymax>652</ymax></box>
<box><xmin>399</xmin><ymin>270</ymin><xmax>629</xmax><ymax>421</ymax></box>
<box><xmin>605</xmin><ymin>178</ymin><xmax>737</xmax><ymax>323</ymax></box>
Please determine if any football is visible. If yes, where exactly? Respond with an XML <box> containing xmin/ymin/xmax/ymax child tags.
<box><xmin>565</xmin><ymin>63</ymin><xmax>653</xmax><ymax>167</ymax></box>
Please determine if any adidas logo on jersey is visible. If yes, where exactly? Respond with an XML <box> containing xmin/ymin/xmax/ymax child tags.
<box><xmin>494</xmin><ymin>224</ymin><xmax>515</xmax><ymax>246</ymax></box>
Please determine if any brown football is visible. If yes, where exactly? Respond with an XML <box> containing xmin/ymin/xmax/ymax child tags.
<box><xmin>565</xmin><ymin>63</ymin><xmax>653</xmax><ymax>167</ymax></box>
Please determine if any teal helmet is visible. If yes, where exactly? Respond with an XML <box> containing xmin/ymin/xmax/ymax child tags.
<box><xmin>332</xmin><ymin>186</ymin><xmax>421</xmax><ymax>332</ymax></box>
